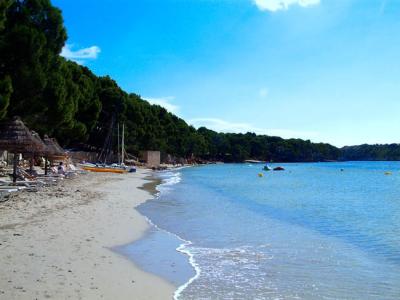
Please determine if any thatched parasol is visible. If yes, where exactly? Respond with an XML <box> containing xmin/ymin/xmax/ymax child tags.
<box><xmin>42</xmin><ymin>135</ymin><xmax>67</xmax><ymax>175</ymax></box>
<box><xmin>43</xmin><ymin>135</ymin><xmax>66</xmax><ymax>158</ymax></box>
<box><xmin>0</xmin><ymin>116</ymin><xmax>46</xmax><ymax>182</ymax></box>
<box><xmin>0</xmin><ymin>117</ymin><xmax>46</xmax><ymax>154</ymax></box>
<box><xmin>30</xmin><ymin>131</ymin><xmax>48</xmax><ymax>154</ymax></box>
<box><xmin>26</xmin><ymin>131</ymin><xmax>50</xmax><ymax>173</ymax></box>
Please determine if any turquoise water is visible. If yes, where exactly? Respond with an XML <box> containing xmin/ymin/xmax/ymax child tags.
<box><xmin>136</xmin><ymin>162</ymin><xmax>400</xmax><ymax>299</ymax></box>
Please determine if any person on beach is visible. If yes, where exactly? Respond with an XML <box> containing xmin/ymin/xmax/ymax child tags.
<box><xmin>57</xmin><ymin>162</ymin><xmax>65</xmax><ymax>175</ymax></box>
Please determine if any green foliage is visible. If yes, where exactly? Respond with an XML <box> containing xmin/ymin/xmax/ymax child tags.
<box><xmin>0</xmin><ymin>0</ymin><xmax>12</xmax><ymax>31</ymax></box>
<box><xmin>0</xmin><ymin>0</ymin><xmax>13</xmax><ymax>120</ymax></box>
<box><xmin>0</xmin><ymin>75</ymin><xmax>12</xmax><ymax>120</ymax></box>
<box><xmin>1</xmin><ymin>0</ymin><xmax>67</xmax><ymax>124</ymax></box>
<box><xmin>340</xmin><ymin>144</ymin><xmax>400</xmax><ymax>161</ymax></box>
<box><xmin>120</xmin><ymin>94</ymin><xmax>208</xmax><ymax>158</ymax></box>
<box><xmin>193</xmin><ymin>130</ymin><xmax>340</xmax><ymax>162</ymax></box>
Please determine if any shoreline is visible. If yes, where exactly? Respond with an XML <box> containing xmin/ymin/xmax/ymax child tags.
<box><xmin>128</xmin><ymin>168</ymin><xmax>200</xmax><ymax>300</ymax></box>
<box><xmin>0</xmin><ymin>169</ymin><xmax>175</xmax><ymax>299</ymax></box>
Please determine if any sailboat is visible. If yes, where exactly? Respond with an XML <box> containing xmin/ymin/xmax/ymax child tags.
<box><xmin>81</xmin><ymin>123</ymin><xmax>131</xmax><ymax>174</ymax></box>
<box><xmin>263</xmin><ymin>164</ymin><xmax>272</xmax><ymax>171</ymax></box>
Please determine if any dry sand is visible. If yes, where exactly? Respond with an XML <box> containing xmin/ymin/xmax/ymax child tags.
<box><xmin>0</xmin><ymin>169</ymin><xmax>175</xmax><ymax>299</ymax></box>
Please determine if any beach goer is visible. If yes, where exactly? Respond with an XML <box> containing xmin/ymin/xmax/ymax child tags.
<box><xmin>58</xmin><ymin>162</ymin><xmax>65</xmax><ymax>175</ymax></box>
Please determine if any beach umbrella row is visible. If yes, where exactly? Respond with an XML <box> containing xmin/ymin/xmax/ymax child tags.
<box><xmin>0</xmin><ymin>116</ymin><xmax>66</xmax><ymax>182</ymax></box>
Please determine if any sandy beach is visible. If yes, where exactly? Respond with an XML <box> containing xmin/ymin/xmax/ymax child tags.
<box><xmin>0</xmin><ymin>169</ymin><xmax>175</xmax><ymax>299</ymax></box>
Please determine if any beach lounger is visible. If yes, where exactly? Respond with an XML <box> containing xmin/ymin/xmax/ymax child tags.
<box><xmin>0</xmin><ymin>188</ymin><xmax>19</xmax><ymax>193</ymax></box>
<box><xmin>0</xmin><ymin>185</ymin><xmax>26</xmax><ymax>190</ymax></box>
<box><xmin>0</xmin><ymin>181</ymin><xmax>40</xmax><ymax>192</ymax></box>
<box><xmin>0</xmin><ymin>178</ymin><xmax>44</xmax><ymax>186</ymax></box>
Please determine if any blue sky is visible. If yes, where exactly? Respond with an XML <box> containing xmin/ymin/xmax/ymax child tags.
<box><xmin>54</xmin><ymin>0</ymin><xmax>400</xmax><ymax>147</ymax></box>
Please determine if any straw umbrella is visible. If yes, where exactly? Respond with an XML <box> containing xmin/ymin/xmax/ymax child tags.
<box><xmin>26</xmin><ymin>131</ymin><xmax>49</xmax><ymax>174</ymax></box>
<box><xmin>43</xmin><ymin>135</ymin><xmax>67</xmax><ymax>175</ymax></box>
<box><xmin>0</xmin><ymin>116</ymin><xmax>46</xmax><ymax>182</ymax></box>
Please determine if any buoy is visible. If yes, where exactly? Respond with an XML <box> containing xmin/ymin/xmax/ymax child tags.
<box><xmin>258</xmin><ymin>173</ymin><xmax>264</xmax><ymax>177</ymax></box>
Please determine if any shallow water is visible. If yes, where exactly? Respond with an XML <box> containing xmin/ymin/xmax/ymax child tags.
<box><xmin>133</xmin><ymin>162</ymin><xmax>400</xmax><ymax>299</ymax></box>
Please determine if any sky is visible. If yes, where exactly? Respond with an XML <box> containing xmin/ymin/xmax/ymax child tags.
<box><xmin>54</xmin><ymin>0</ymin><xmax>400</xmax><ymax>147</ymax></box>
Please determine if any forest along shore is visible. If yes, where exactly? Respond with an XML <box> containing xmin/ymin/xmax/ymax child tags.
<box><xmin>0</xmin><ymin>170</ymin><xmax>175</xmax><ymax>300</ymax></box>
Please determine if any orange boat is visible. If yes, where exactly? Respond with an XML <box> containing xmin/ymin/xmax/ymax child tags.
<box><xmin>82</xmin><ymin>123</ymin><xmax>131</xmax><ymax>174</ymax></box>
<box><xmin>82</xmin><ymin>166</ymin><xmax>128</xmax><ymax>174</ymax></box>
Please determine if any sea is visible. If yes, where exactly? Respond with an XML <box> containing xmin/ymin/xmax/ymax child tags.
<box><xmin>118</xmin><ymin>162</ymin><xmax>400</xmax><ymax>299</ymax></box>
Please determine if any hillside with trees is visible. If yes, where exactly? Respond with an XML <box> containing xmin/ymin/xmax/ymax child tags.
<box><xmin>1</xmin><ymin>0</ymin><xmax>395</xmax><ymax>163</ymax></box>
<box><xmin>340</xmin><ymin>144</ymin><xmax>400</xmax><ymax>161</ymax></box>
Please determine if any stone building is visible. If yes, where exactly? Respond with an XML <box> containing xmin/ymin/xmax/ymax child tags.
<box><xmin>140</xmin><ymin>151</ymin><xmax>160</xmax><ymax>168</ymax></box>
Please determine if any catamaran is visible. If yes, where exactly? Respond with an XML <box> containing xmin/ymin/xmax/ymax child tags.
<box><xmin>81</xmin><ymin>123</ymin><xmax>135</xmax><ymax>173</ymax></box>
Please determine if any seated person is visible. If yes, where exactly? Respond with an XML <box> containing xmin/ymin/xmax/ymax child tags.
<box><xmin>57</xmin><ymin>162</ymin><xmax>66</xmax><ymax>175</ymax></box>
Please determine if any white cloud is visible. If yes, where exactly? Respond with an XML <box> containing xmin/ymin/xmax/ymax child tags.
<box><xmin>61</xmin><ymin>44</ymin><xmax>101</xmax><ymax>64</ymax></box>
<box><xmin>189</xmin><ymin>118</ymin><xmax>318</xmax><ymax>140</ymax></box>
<box><xmin>254</xmin><ymin>0</ymin><xmax>320</xmax><ymax>12</ymax></box>
<box><xmin>143</xmin><ymin>96</ymin><xmax>180</xmax><ymax>114</ymax></box>
<box><xmin>190</xmin><ymin>118</ymin><xmax>257</xmax><ymax>133</ymax></box>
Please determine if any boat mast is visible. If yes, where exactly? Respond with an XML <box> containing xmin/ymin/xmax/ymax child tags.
<box><xmin>117</xmin><ymin>123</ymin><xmax>120</xmax><ymax>164</ymax></box>
<box><xmin>98</xmin><ymin>114</ymin><xmax>115</xmax><ymax>164</ymax></box>
<box><xmin>121</xmin><ymin>123</ymin><xmax>125</xmax><ymax>165</ymax></box>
